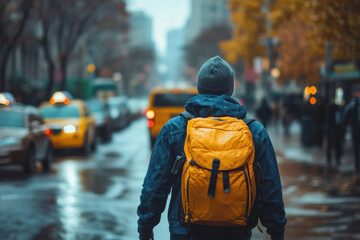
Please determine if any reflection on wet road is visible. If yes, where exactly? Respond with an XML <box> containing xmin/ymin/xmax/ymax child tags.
<box><xmin>0</xmin><ymin>118</ymin><xmax>151</xmax><ymax>240</ymax></box>
<box><xmin>0</xmin><ymin>119</ymin><xmax>360</xmax><ymax>240</ymax></box>
<box><xmin>272</xmin><ymin>124</ymin><xmax>360</xmax><ymax>240</ymax></box>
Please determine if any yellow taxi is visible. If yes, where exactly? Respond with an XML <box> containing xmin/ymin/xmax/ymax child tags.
<box><xmin>145</xmin><ymin>87</ymin><xmax>197</xmax><ymax>147</ymax></box>
<box><xmin>39</xmin><ymin>92</ymin><xmax>97</xmax><ymax>155</ymax></box>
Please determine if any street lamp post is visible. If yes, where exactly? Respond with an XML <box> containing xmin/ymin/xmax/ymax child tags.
<box><xmin>262</xmin><ymin>0</ymin><xmax>274</xmax><ymax>96</ymax></box>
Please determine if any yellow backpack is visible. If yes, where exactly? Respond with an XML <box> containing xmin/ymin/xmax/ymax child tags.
<box><xmin>180</xmin><ymin>112</ymin><xmax>256</xmax><ymax>228</ymax></box>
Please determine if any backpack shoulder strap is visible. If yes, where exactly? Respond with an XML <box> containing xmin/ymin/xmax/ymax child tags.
<box><xmin>241</xmin><ymin>116</ymin><xmax>255</xmax><ymax>126</ymax></box>
<box><xmin>172</xmin><ymin>111</ymin><xmax>194</xmax><ymax>177</ymax></box>
<box><xmin>180</xmin><ymin>111</ymin><xmax>195</xmax><ymax>121</ymax></box>
<box><xmin>181</xmin><ymin>112</ymin><xmax>255</xmax><ymax>125</ymax></box>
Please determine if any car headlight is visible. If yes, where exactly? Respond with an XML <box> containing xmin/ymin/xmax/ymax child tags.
<box><xmin>63</xmin><ymin>124</ymin><xmax>77</xmax><ymax>133</ymax></box>
<box><xmin>0</xmin><ymin>137</ymin><xmax>21</xmax><ymax>147</ymax></box>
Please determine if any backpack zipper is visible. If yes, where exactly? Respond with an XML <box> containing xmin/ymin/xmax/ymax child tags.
<box><xmin>183</xmin><ymin>162</ymin><xmax>192</xmax><ymax>221</ymax></box>
<box><xmin>190</xmin><ymin>159</ymin><xmax>245</xmax><ymax>172</ymax></box>
<box><xmin>179</xmin><ymin>162</ymin><xmax>191</xmax><ymax>227</ymax></box>
<box><xmin>243</xmin><ymin>169</ymin><xmax>250</xmax><ymax>223</ymax></box>
<box><xmin>186</xmin><ymin>174</ymin><xmax>191</xmax><ymax>228</ymax></box>
<box><xmin>246</xmin><ymin>164</ymin><xmax>251</xmax><ymax>187</ymax></box>
<box><xmin>245</xmin><ymin>164</ymin><xmax>252</xmax><ymax>216</ymax></box>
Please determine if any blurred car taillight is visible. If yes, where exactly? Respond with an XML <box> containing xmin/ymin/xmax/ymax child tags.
<box><xmin>147</xmin><ymin>120</ymin><xmax>155</xmax><ymax>128</ymax></box>
<box><xmin>45</xmin><ymin>128</ymin><xmax>52</xmax><ymax>136</ymax></box>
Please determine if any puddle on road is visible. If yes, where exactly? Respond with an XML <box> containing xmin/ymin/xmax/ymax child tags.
<box><xmin>80</xmin><ymin>168</ymin><xmax>127</xmax><ymax>196</ymax></box>
<box><xmin>0</xmin><ymin>164</ymin><xmax>53</xmax><ymax>183</ymax></box>
<box><xmin>30</xmin><ymin>210</ymin><xmax>125</xmax><ymax>240</ymax></box>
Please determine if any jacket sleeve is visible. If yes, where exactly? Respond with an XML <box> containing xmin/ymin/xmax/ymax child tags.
<box><xmin>254</xmin><ymin>127</ymin><xmax>287</xmax><ymax>240</ymax></box>
<box><xmin>137</xmin><ymin>123</ymin><xmax>175</xmax><ymax>239</ymax></box>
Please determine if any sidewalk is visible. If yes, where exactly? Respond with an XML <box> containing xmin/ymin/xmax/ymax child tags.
<box><xmin>267</xmin><ymin>120</ymin><xmax>360</xmax><ymax>239</ymax></box>
<box><xmin>268</xmin><ymin>120</ymin><xmax>358</xmax><ymax>174</ymax></box>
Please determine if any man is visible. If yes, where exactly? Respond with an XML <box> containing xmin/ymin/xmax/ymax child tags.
<box><xmin>325</xmin><ymin>100</ymin><xmax>343</xmax><ymax>167</ymax></box>
<box><xmin>256</xmin><ymin>97</ymin><xmax>272</xmax><ymax>128</ymax></box>
<box><xmin>343</xmin><ymin>94</ymin><xmax>360</xmax><ymax>172</ymax></box>
<box><xmin>137</xmin><ymin>56</ymin><xmax>287</xmax><ymax>240</ymax></box>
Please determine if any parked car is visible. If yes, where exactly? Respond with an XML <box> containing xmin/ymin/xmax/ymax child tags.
<box><xmin>108</xmin><ymin>96</ymin><xmax>131</xmax><ymax>130</ymax></box>
<box><xmin>39</xmin><ymin>92</ymin><xmax>97</xmax><ymax>155</ymax></box>
<box><xmin>0</xmin><ymin>93</ymin><xmax>53</xmax><ymax>174</ymax></box>
<box><xmin>128</xmin><ymin>97</ymin><xmax>148</xmax><ymax>120</ymax></box>
<box><xmin>145</xmin><ymin>87</ymin><xmax>197</xmax><ymax>147</ymax></box>
<box><xmin>86</xmin><ymin>98</ymin><xmax>113</xmax><ymax>142</ymax></box>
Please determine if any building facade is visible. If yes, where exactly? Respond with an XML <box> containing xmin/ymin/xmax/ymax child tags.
<box><xmin>5</xmin><ymin>21</ymin><xmax>47</xmax><ymax>90</ymax></box>
<box><xmin>129</xmin><ymin>11</ymin><xmax>154</xmax><ymax>49</ymax></box>
<box><xmin>165</xmin><ymin>27</ymin><xmax>186</xmax><ymax>84</ymax></box>
<box><xmin>186</xmin><ymin>0</ymin><xmax>231</xmax><ymax>42</ymax></box>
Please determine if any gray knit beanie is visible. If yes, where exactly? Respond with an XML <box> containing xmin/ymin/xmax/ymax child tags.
<box><xmin>197</xmin><ymin>56</ymin><xmax>234</xmax><ymax>96</ymax></box>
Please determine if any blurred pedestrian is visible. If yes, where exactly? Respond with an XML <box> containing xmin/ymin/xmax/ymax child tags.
<box><xmin>343</xmin><ymin>95</ymin><xmax>360</xmax><ymax>173</ymax></box>
<box><xmin>271</xmin><ymin>99</ymin><xmax>280</xmax><ymax>131</ymax></box>
<box><xmin>282</xmin><ymin>97</ymin><xmax>293</xmax><ymax>137</ymax></box>
<box><xmin>137</xmin><ymin>56</ymin><xmax>286</xmax><ymax>240</ymax></box>
<box><xmin>256</xmin><ymin>97</ymin><xmax>272</xmax><ymax>128</ymax></box>
<box><xmin>325</xmin><ymin>101</ymin><xmax>343</xmax><ymax>167</ymax></box>
<box><xmin>313</xmin><ymin>97</ymin><xmax>326</xmax><ymax>146</ymax></box>
<box><xmin>281</xmin><ymin>93</ymin><xmax>302</xmax><ymax>137</ymax></box>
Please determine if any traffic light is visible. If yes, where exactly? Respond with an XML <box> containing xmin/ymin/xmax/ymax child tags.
<box><xmin>87</xmin><ymin>63</ymin><xmax>96</xmax><ymax>73</ymax></box>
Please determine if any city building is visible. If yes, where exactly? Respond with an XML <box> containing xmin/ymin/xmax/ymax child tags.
<box><xmin>165</xmin><ymin>27</ymin><xmax>186</xmax><ymax>84</ymax></box>
<box><xmin>129</xmin><ymin>11</ymin><xmax>154</xmax><ymax>49</ymax></box>
<box><xmin>5</xmin><ymin>21</ymin><xmax>47</xmax><ymax>90</ymax></box>
<box><xmin>186</xmin><ymin>0</ymin><xmax>231</xmax><ymax>43</ymax></box>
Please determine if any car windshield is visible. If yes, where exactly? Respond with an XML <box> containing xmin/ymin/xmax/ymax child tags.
<box><xmin>108</xmin><ymin>102</ymin><xmax>124</xmax><ymax>110</ymax></box>
<box><xmin>41</xmin><ymin>105</ymin><xmax>80</xmax><ymax>118</ymax></box>
<box><xmin>0</xmin><ymin>110</ymin><xmax>25</xmax><ymax>127</ymax></box>
<box><xmin>153</xmin><ymin>93</ymin><xmax>197</xmax><ymax>107</ymax></box>
<box><xmin>87</xmin><ymin>101</ymin><xmax>104</xmax><ymax>113</ymax></box>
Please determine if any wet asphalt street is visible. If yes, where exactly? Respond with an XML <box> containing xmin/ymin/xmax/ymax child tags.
<box><xmin>270</xmin><ymin>123</ymin><xmax>360</xmax><ymax>240</ymax></box>
<box><xmin>1</xmin><ymin>118</ymin><xmax>360</xmax><ymax>240</ymax></box>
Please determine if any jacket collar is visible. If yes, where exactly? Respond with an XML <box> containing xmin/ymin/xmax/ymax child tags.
<box><xmin>185</xmin><ymin>94</ymin><xmax>247</xmax><ymax>119</ymax></box>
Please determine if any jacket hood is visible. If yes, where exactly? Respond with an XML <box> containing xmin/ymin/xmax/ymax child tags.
<box><xmin>185</xmin><ymin>94</ymin><xmax>247</xmax><ymax>119</ymax></box>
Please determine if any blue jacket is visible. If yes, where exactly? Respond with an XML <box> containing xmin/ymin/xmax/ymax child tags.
<box><xmin>137</xmin><ymin>94</ymin><xmax>287</xmax><ymax>239</ymax></box>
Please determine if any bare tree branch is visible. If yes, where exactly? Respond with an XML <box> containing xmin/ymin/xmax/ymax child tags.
<box><xmin>0</xmin><ymin>0</ymin><xmax>34</xmax><ymax>91</ymax></box>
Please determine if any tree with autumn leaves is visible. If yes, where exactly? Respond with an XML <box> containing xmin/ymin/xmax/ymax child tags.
<box><xmin>272</xmin><ymin>2</ymin><xmax>323</xmax><ymax>85</ymax></box>
<box><xmin>220</xmin><ymin>0</ymin><xmax>266</xmax><ymax>65</ymax></box>
<box><xmin>301</xmin><ymin>0</ymin><xmax>360</xmax><ymax>60</ymax></box>
<box><xmin>221</xmin><ymin>0</ymin><xmax>360</xmax><ymax>86</ymax></box>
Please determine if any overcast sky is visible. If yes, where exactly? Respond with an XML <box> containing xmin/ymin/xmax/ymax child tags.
<box><xmin>127</xmin><ymin>0</ymin><xmax>191</xmax><ymax>56</ymax></box>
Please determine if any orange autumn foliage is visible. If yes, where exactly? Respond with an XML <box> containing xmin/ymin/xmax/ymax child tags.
<box><xmin>223</xmin><ymin>0</ymin><xmax>360</xmax><ymax>85</ymax></box>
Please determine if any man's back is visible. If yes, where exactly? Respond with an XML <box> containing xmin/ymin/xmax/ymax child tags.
<box><xmin>137</xmin><ymin>56</ymin><xmax>286</xmax><ymax>240</ymax></box>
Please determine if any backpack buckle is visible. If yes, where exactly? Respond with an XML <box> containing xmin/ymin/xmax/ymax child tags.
<box><xmin>171</xmin><ymin>154</ymin><xmax>186</xmax><ymax>177</ymax></box>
